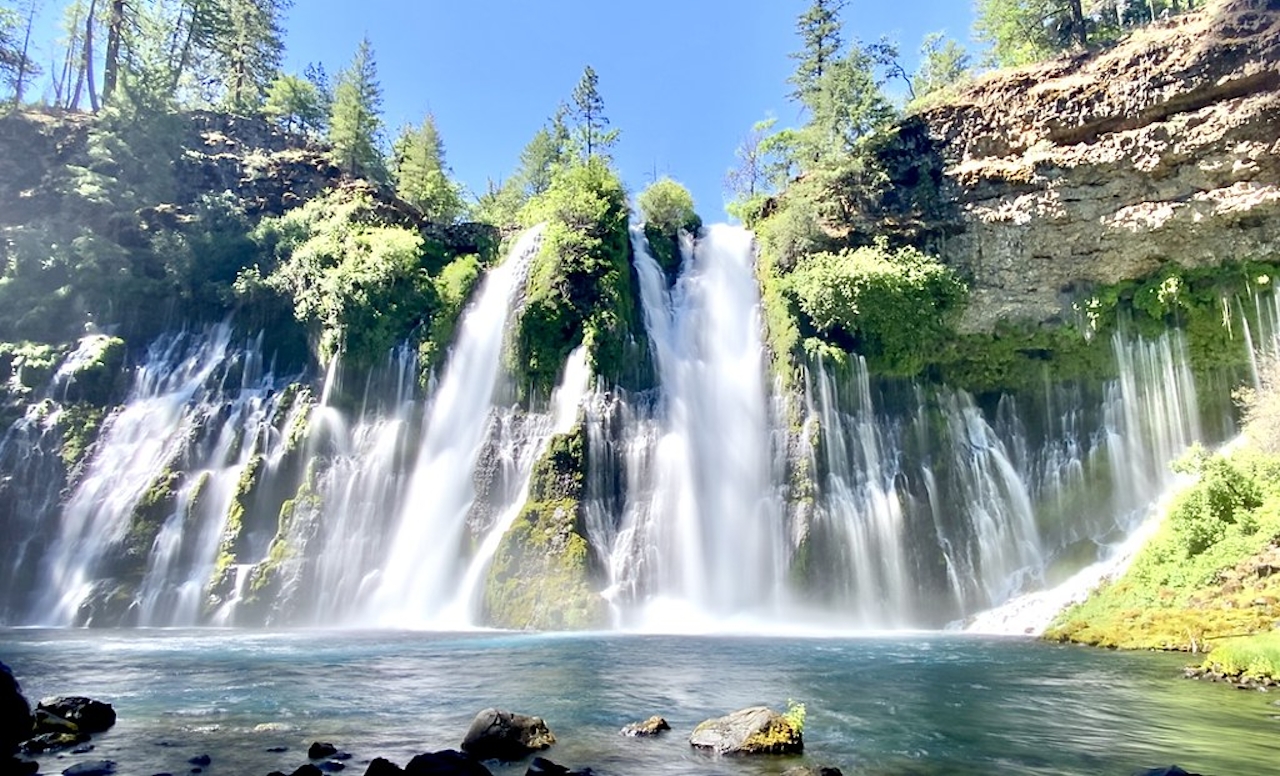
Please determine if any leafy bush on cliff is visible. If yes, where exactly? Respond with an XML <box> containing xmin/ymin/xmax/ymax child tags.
<box><xmin>513</xmin><ymin>158</ymin><xmax>641</xmax><ymax>397</ymax></box>
<box><xmin>785</xmin><ymin>241</ymin><xmax>966</xmax><ymax>375</ymax></box>
<box><xmin>638</xmin><ymin>177</ymin><xmax>701</xmax><ymax>280</ymax></box>
<box><xmin>251</xmin><ymin>188</ymin><xmax>482</xmax><ymax>373</ymax></box>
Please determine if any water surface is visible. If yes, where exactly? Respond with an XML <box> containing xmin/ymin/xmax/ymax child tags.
<box><xmin>2</xmin><ymin>630</ymin><xmax>1275</xmax><ymax>775</ymax></box>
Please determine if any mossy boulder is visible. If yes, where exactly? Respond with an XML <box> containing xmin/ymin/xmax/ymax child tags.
<box><xmin>54</xmin><ymin>335</ymin><xmax>126</xmax><ymax>406</ymax></box>
<box><xmin>689</xmin><ymin>706</ymin><xmax>803</xmax><ymax>755</ymax></box>
<box><xmin>460</xmin><ymin>708</ymin><xmax>555</xmax><ymax>762</ymax></box>
<box><xmin>482</xmin><ymin>426</ymin><xmax>607</xmax><ymax>630</ymax></box>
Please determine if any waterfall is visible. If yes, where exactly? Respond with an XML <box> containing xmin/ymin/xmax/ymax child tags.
<box><xmin>367</xmin><ymin>225</ymin><xmax>547</xmax><ymax>627</ymax></box>
<box><xmin>604</xmin><ymin>226</ymin><xmax>786</xmax><ymax>626</ymax></box>
<box><xmin>33</xmin><ymin>324</ymin><xmax>279</xmax><ymax>625</ymax></box>
<box><xmin>805</xmin><ymin>328</ymin><xmax>1205</xmax><ymax>627</ymax></box>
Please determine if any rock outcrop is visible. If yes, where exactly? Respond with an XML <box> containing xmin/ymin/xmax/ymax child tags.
<box><xmin>916</xmin><ymin>0</ymin><xmax>1280</xmax><ymax>331</ymax></box>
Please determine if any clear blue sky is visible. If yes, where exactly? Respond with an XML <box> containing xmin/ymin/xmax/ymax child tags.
<box><xmin>281</xmin><ymin>1</ymin><xmax>978</xmax><ymax>222</ymax></box>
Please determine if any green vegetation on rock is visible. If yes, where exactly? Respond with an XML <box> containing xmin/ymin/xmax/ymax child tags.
<box><xmin>483</xmin><ymin>424</ymin><xmax>607</xmax><ymax>630</ymax></box>
<box><xmin>638</xmin><ymin>176</ymin><xmax>701</xmax><ymax>281</ymax></box>
<box><xmin>514</xmin><ymin>158</ymin><xmax>641</xmax><ymax>397</ymax></box>
<box><xmin>1200</xmin><ymin>631</ymin><xmax>1280</xmax><ymax>684</ymax></box>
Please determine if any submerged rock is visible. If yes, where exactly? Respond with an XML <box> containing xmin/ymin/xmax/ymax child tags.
<box><xmin>460</xmin><ymin>709</ymin><xmax>555</xmax><ymax>761</ymax></box>
<box><xmin>1132</xmin><ymin>768</ymin><xmax>1204</xmax><ymax>776</ymax></box>
<box><xmin>37</xmin><ymin>697</ymin><xmax>115</xmax><ymax>734</ymax></box>
<box><xmin>619</xmin><ymin>715</ymin><xmax>670</xmax><ymax>737</ymax></box>
<box><xmin>60</xmin><ymin>761</ymin><xmax>116</xmax><ymax>776</ymax></box>
<box><xmin>308</xmin><ymin>742</ymin><xmax>338</xmax><ymax>760</ymax></box>
<box><xmin>524</xmin><ymin>756</ymin><xmax>593</xmax><ymax>775</ymax></box>
<box><xmin>781</xmin><ymin>767</ymin><xmax>843</xmax><ymax>776</ymax></box>
<box><xmin>689</xmin><ymin>706</ymin><xmax>803</xmax><ymax>755</ymax></box>
<box><xmin>20</xmin><ymin>731</ymin><xmax>90</xmax><ymax>754</ymax></box>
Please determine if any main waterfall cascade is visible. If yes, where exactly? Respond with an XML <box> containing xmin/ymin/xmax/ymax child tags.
<box><xmin>0</xmin><ymin>221</ymin><xmax>1274</xmax><ymax>630</ymax></box>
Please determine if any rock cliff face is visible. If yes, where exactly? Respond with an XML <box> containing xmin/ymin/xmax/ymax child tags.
<box><xmin>919</xmin><ymin>0</ymin><xmax>1280</xmax><ymax>332</ymax></box>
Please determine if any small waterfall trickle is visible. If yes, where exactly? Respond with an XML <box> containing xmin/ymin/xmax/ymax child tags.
<box><xmin>368</xmin><ymin>225</ymin><xmax>547</xmax><ymax>627</ymax></box>
<box><xmin>604</xmin><ymin>226</ymin><xmax>786</xmax><ymax>626</ymax></box>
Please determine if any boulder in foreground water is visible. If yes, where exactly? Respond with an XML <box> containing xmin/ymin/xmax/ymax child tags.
<box><xmin>525</xmin><ymin>756</ymin><xmax>594</xmax><ymax>775</ymax></box>
<box><xmin>1132</xmin><ymin>768</ymin><xmax>1203</xmax><ymax>776</ymax></box>
<box><xmin>0</xmin><ymin>662</ymin><xmax>32</xmax><ymax>753</ymax></box>
<box><xmin>37</xmin><ymin>697</ymin><xmax>115</xmax><ymax>734</ymax></box>
<box><xmin>689</xmin><ymin>706</ymin><xmax>803</xmax><ymax>755</ymax></box>
<box><xmin>61</xmin><ymin>760</ymin><xmax>116</xmax><ymax>776</ymax></box>
<box><xmin>460</xmin><ymin>709</ymin><xmax>555</xmax><ymax>761</ymax></box>
<box><xmin>781</xmin><ymin>767</ymin><xmax>843</xmax><ymax>776</ymax></box>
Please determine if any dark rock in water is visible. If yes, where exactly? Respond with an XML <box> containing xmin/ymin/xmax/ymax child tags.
<box><xmin>290</xmin><ymin>766</ymin><xmax>324</xmax><ymax>776</ymax></box>
<box><xmin>1132</xmin><ymin>768</ymin><xmax>1203</xmax><ymax>776</ymax></box>
<box><xmin>267</xmin><ymin>746</ymin><xmax>289</xmax><ymax>753</ymax></box>
<box><xmin>619</xmin><ymin>715</ymin><xmax>670</xmax><ymax>737</ymax></box>
<box><xmin>524</xmin><ymin>756</ymin><xmax>594</xmax><ymax>775</ymax></box>
<box><xmin>3</xmin><ymin>758</ymin><xmax>39</xmax><ymax>776</ymax></box>
<box><xmin>332</xmin><ymin>752</ymin><xmax>353</xmax><ymax>761</ymax></box>
<box><xmin>309</xmin><ymin>742</ymin><xmax>339</xmax><ymax>760</ymax></box>
<box><xmin>33</xmin><ymin>708</ymin><xmax>79</xmax><ymax>735</ymax></box>
<box><xmin>318</xmin><ymin>762</ymin><xmax>345</xmax><ymax>773</ymax></box>
<box><xmin>460</xmin><ymin>708</ymin><xmax>555</xmax><ymax>762</ymax></box>
<box><xmin>38</xmin><ymin>697</ymin><xmax>116</xmax><ymax>734</ymax></box>
<box><xmin>362</xmin><ymin>758</ymin><xmax>405</xmax><ymax>776</ymax></box>
<box><xmin>71</xmin><ymin>743</ymin><xmax>95</xmax><ymax>754</ymax></box>
<box><xmin>188</xmin><ymin>754</ymin><xmax>212</xmax><ymax>767</ymax></box>
<box><xmin>689</xmin><ymin>706</ymin><xmax>803</xmax><ymax>755</ymax></box>
<box><xmin>20</xmin><ymin>731</ymin><xmax>90</xmax><ymax>753</ymax></box>
<box><xmin>0</xmin><ymin>662</ymin><xmax>33</xmax><ymax>754</ymax></box>
<box><xmin>781</xmin><ymin>766</ymin><xmax>844</xmax><ymax>776</ymax></box>
<box><xmin>405</xmin><ymin>749</ymin><xmax>493</xmax><ymax>775</ymax></box>
<box><xmin>61</xmin><ymin>761</ymin><xmax>116</xmax><ymax>776</ymax></box>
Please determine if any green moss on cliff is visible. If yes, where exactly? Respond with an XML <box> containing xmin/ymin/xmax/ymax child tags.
<box><xmin>483</xmin><ymin>425</ymin><xmax>607</xmax><ymax>630</ymax></box>
<box><xmin>58</xmin><ymin>403</ymin><xmax>106</xmax><ymax>469</ymax></box>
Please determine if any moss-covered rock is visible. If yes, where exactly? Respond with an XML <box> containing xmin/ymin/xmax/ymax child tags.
<box><xmin>513</xmin><ymin>159</ymin><xmax>647</xmax><ymax>398</ymax></box>
<box><xmin>54</xmin><ymin>335</ymin><xmax>126</xmax><ymax>406</ymax></box>
<box><xmin>57</xmin><ymin>404</ymin><xmax>106</xmax><ymax>471</ymax></box>
<box><xmin>482</xmin><ymin>425</ymin><xmax>607</xmax><ymax>630</ymax></box>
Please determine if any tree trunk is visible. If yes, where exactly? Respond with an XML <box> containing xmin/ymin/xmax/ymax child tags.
<box><xmin>1069</xmin><ymin>0</ymin><xmax>1088</xmax><ymax>48</ymax></box>
<box><xmin>85</xmin><ymin>0</ymin><xmax>100</xmax><ymax>112</ymax></box>
<box><xmin>13</xmin><ymin>1</ymin><xmax>36</xmax><ymax>110</ymax></box>
<box><xmin>103</xmin><ymin>0</ymin><xmax>125</xmax><ymax>102</ymax></box>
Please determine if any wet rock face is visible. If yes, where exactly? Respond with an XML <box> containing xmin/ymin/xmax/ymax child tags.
<box><xmin>619</xmin><ymin>715</ymin><xmax>670</xmax><ymax>737</ymax></box>
<box><xmin>460</xmin><ymin>708</ymin><xmax>555</xmax><ymax>762</ymax></box>
<box><xmin>688</xmin><ymin>706</ymin><xmax>803</xmax><ymax>755</ymax></box>
<box><xmin>35</xmin><ymin>697</ymin><xmax>115</xmax><ymax>735</ymax></box>
<box><xmin>912</xmin><ymin>1</ymin><xmax>1280</xmax><ymax>332</ymax></box>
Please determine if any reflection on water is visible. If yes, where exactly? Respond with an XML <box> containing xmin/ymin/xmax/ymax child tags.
<box><xmin>1</xmin><ymin>630</ymin><xmax>1275</xmax><ymax>775</ymax></box>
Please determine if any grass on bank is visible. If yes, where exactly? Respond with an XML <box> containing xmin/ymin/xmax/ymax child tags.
<box><xmin>1201</xmin><ymin>631</ymin><xmax>1280</xmax><ymax>682</ymax></box>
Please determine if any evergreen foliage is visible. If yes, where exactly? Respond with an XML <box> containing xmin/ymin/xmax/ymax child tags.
<box><xmin>570</xmin><ymin>65</ymin><xmax>618</xmax><ymax>160</ymax></box>
<box><xmin>328</xmin><ymin>36</ymin><xmax>385</xmax><ymax>181</ymax></box>
<box><xmin>910</xmin><ymin>33</ymin><xmax>972</xmax><ymax>107</ymax></box>
<box><xmin>789</xmin><ymin>0</ymin><xmax>846</xmax><ymax>106</ymax></box>
<box><xmin>264</xmin><ymin>73</ymin><xmax>325</xmax><ymax>134</ymax></box>
<box><xmin>391</xmin><ymin>114</ymin><xmax>464</xmax><ymax>223</ymax></box>
<box><xmin>215</xmin><ymin>0</ymin><xmax>289</xmax><ymax>113</ymax></box>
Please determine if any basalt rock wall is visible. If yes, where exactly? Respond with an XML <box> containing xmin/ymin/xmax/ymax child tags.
<box><xmin>917</xmin><ymin>0</ymin><xmax>1280</xmax><ymax>332</ymax></box>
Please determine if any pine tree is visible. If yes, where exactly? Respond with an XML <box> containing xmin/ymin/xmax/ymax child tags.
<box><xmin>0</xmin><ymin>5</ymin><xmax>21</xmax><ymax>99</ymax></box>
<box><xmin>974</xmin><ymin>0</ymin><xmax>1089</xmax><ymax>67</ymax></box>
<box><xmin>217</xmin><ymin>0</ymin><xmax>289</xmax><ymax>113</ymax></box>
<box><xmin>167</xmin><ymin>0</ymin><xmax>228</xmax><ymax>96</ymax></box>
<box><xmin>391</xmin><ymin>113</ymin><xmax>463</xmax><ymax>222</ymax></box>
<box><xmin>265</xmin><ymin>72</ymin><xmax>324</xmax><ymax>134</ymax></box>
<box><xmin>328</xmin><ymin>36</ymin><xmax>385</xmax><ymax>180</ymax></box>
<box><xmin>518</xmin><ymin>104</ymin><xmax>570</xmax><ymax>197</ymax></box>
<box><xmin>3</xmin><ymin>0</ymin><xmax>42</xmax><ymax>107</ymax></box>
<box><xmin>570</xmin><ymin>65</ymin><xmax>618</xmax><ymax>160</ymax></box>
<box><xmin>789</xmin><ymin>0</ymin><xmax>845</xmax><ymax>107</ymax></box>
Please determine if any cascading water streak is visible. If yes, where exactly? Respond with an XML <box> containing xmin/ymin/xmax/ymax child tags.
<box><xmin>368</xmin><ymin>225</ymin><xmax>545</xmax><ymax>627</ymax></box>
<box><xmin>608</xmin><ymin>225</ymin><xmax>785</xmax><ymax>626</ymax></box>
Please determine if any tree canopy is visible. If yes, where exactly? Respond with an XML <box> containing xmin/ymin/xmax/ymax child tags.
<box><xmin>328</xmin><ymin>36</ymin><xmax>385</xmax><ymax>181</ymax></box>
